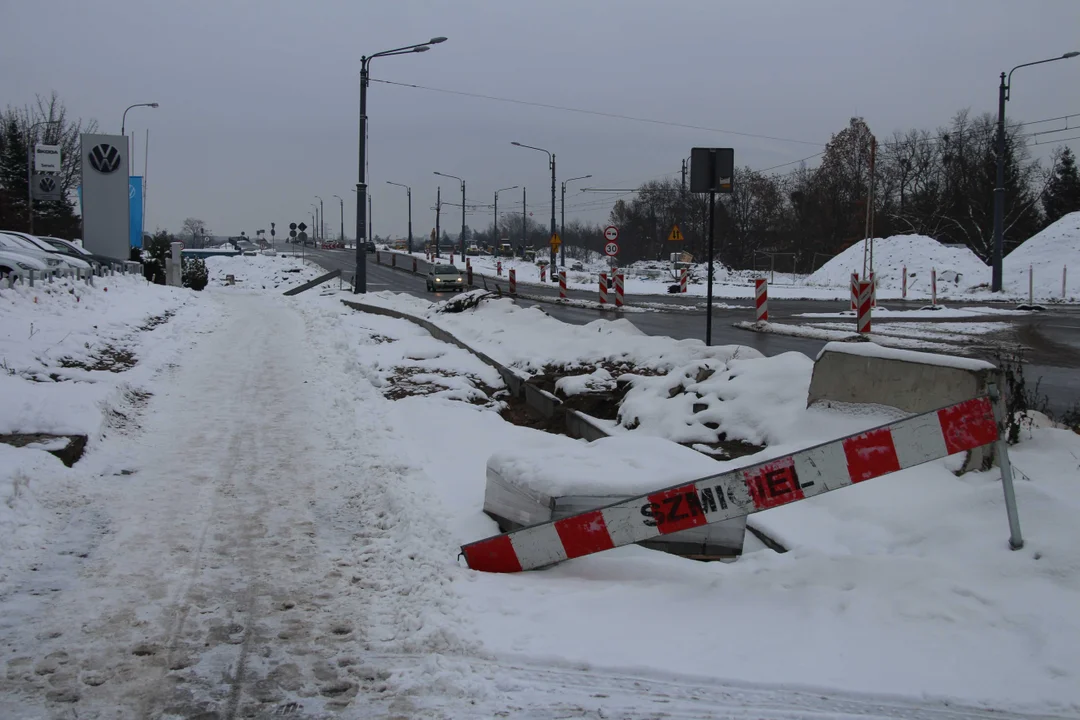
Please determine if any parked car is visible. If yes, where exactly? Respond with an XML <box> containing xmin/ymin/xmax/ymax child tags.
<box><xmin>365</xmin><ymin>241</ymin><xmax>377</xmax><ymax>253</ymax></box>
<box><xmin>38</xmin><ymin>236</ymin><xmax>121</xmax><ymax>270</ymax></box>
<box><xmin>0</xmin><ymin>248</ymin><xmax>50</xmax><ymax>279</ymax></box>
<box><xmin>236</xmin><ymin>241</ymin><xmax>259</xmax><ymax>256</ymax></box>
<box><xmin>425</xmin><ymin>264</ymin><xmax>465</xmax><ymax>292</ymax></box>
<box><xmin>0</xmin><ymin>232</ymin><xmax>70</xmax><ymax>271</ymax></box>
<box><xmin>0</xmin><ymin>231</ymin><xmax>92</xmax><ymax>271</ymax></box>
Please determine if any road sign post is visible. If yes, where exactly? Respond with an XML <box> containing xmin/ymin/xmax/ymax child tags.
<box><xmin>668</xmin><ymin>224</ymin><xmax>684</xmax><ymax>242</ymax></box>
<box><xmin>690</xmin><ymin>148</ymin><xmax>735</xmax><ymax>346</ymax></box>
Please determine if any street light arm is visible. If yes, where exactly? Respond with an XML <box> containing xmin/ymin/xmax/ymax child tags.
<box><xmin>511</xmin><ymin>141</ymin><xmax>552</xmax><ymax>162</ymax></box>
<box><xmin>121</xmin><ymin>102</ymin><xmax>159</xmax><ymax>135</ymax></box>
<box><xmin>1006</xmin><ymin>51</ymin><xmax>1080</xmax><ymax>98</ymax></box>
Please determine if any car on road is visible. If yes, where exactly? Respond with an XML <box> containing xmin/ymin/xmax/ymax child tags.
<box><xmin>0</xmin><ymin>248</ymin><xmax>50</xmax><ymax>279</ymax></box>
<box><xmin>426</xmin><ymin>264</ymin><xmax>465</xmax><ymax>292</ymax></box>
<box><xmin>0</xmin><ymin>231</ymin><xmax>87</xmax><ymax>271</ymax></box>
<box><xmin>365</xmin><ymin>241</ymin><xmax>376</xmax><ymax>253</ymax></box>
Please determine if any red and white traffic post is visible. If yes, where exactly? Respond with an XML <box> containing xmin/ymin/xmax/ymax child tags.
<box><xmin>559</xmin><ymin>270</ymin><xmax>567</xmax><ymax>300</ymax></box>
<box><xmin>412</xmin><ymin>258</ymin><xmax>417</xmax><ymax>273</ymax></box>
<box><xmin>462</xmin><ymin>394</ymin><xmax>1018</xmax><ymax>573</ymax></box>
<box><xmin>680</xmin><ymin>267</ymin><xmax>688</xmax><ymax>293</ymax></box>
<box><xmin>509</xmin><ymin>268</ymin><xmax>516</xmax><ymax>294</ymax></box>
<box><xmin>850</xmin><ymin>272</ymin><xmax>859</xmax><ymax>310</ymax></box>
<box><xmin>931</xmin><ymin>267</ymin><xmax>938</xmax><ymax>306</ymax></box>
<box><xmin>754</xmin><ymin>278</ymin><xmax>768</xmax><ymax>322</ymax></box>
<box><xmin>902</xmin><ymin>266</ymin><xmax>907</xmax><ymax>299</ymax></box>
<box><xmin>599</xmin><ymin>272</ymin><xmax>608</xmax><ymax>305</ymax></box>
<box><xmin>615</xmin><ymin>273</ymin><xmax>625</xmax><ymax>307</ymax></box>
<box><xmin>857</xmin><ymin>280</ymin><xmax>873</xmax><ymax>333</ymax></box>
<box><xmin>869</xmin><ymin>271</ymin><xmax>877</xmax><ymax>308</ymax></box>
<box><xmin>497</xmin><ymin>261</ymin><xmax>502</xmax><ymax>276</ymax></box>
<box><xmin>540</xmin><ymin>265</ymin><xmax>547</xmax><ymax>282</ymax></box>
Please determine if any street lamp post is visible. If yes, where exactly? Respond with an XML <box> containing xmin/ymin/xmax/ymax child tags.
<box><xmin>355</xmin><ymin>37</ymin><xmax>447</xmax><ymax>293</ymax></box>
<box><xmin>433</xmin><ymin>171</ymin><xmax>466</xmax><ymax>259</ymax></box>
<box><xmin>25</xmin><ymin>119</ymin><xmax>60</xmax><ymax>234</ymax></box>
<box><xmin>386</xmin><ymin>182</ymin><xmax>413</xmax><ymax>253</ymax></box>
<box><xmin>121</xmin><ymin>102</ymin><xmax>159</xmax><ymax>139</ymax></box>
<box><xmin>315</xmin><ymin>195</ymin><xmax>324</xmax><ymax>244</ymax></box>
<box><xmin>333</xmin><ymin>194</ymin><xmax>344</xmax><ymax>243</ymax></box>
<box><xmin>992</xmin><ymin>51</ymin><xmax>1079</xmax><ymax>292</ymax></box>
<box><xmin>560</xmin><ymin>174</ymin><xmax>591</xmax><ymax>266</ymax></box>
<box><xmin>494</xmin><ymin>186</ymin><xmax>518</xmax><ymax>251</ymax></box>
<box><xmin>512</xmin><ymin>141</ymin><xmax>557</xmax><ymax>276</ymax></box>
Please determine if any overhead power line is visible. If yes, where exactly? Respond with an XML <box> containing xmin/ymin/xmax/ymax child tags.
<box><xmin>369</xmin><ymin>76</ymin><xmax>826</xmax><ymax>147</ymax></box>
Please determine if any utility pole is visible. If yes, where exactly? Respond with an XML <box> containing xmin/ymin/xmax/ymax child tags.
<box><xmin>435</xmin><ymin>186</ymin><xmax>441</xmax><ymax>259</ymax></box>
<box><xmin>333</xmin><ymin>194</ymin><xmax>344</xmax><ymax>242</ymax></box>
<box><xmin>560</xmin><ymin>175</ymin><xmax>591</xmax><ymax>266</ymax></box>
<box><xmin>494</xmin><ymin>186</ymin><xmax>518</xmax><ymax>253</ymax></box>
<box><xmin>522</xmin><ymin>186</ymin><xmax>527</xmax><ymax>254</ymax></box>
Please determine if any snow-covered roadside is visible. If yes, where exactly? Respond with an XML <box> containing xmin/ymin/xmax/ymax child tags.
<box><xmin>4</xmin><ymin>264</ymin><xmax>1080</xmax><ymax>716</ymax></box>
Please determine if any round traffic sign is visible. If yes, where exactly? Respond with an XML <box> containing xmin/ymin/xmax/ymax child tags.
<box><xmin>604</xmin><ymin>225</ymin><xmax>619</xmax><ymax>242</ymax></box>
<box><xmin>604</xmin><ymin>241</ymin><xmax>619</xmax><ymax>257</ymax></box>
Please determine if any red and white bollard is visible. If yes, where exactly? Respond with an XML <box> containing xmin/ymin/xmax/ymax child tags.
<box><xmin>680</xmin><ymin>267</ymin><xmax>688</xmax><ymax>293</ymax></box>
<box><xmin>1064</xmin><ymin>266</ymin><xmax>1068</xmax><ymax>300</ymax></box>
<box><xmin>931</xmin><ymin>267</ymin><xmax>937</xmax><ymax>306</ymax></box>
<box><xmin>541</xmin><ymin>266</ymin><xmax>547</xmax><ymax>282</ymax></box>
<box><xmin>754</xmin><ymin>278</ymin><xmax>769</xmax><ymax>322</ymax></box>
<box><xmin>599</xmin><ymin>272</ymin><xmax>608</xmax><ymax>305</ymax></box>
<box><xmin>497</xmin><ymin>261</ymin><xmax>502</xmax><ymax>276</ymax></box>
<box><xmin>902</xmin><ymin>266</ymin><xmax>907</xmax><ymax>299</ymax></box>
<box><xmin>509</xmin><ymin>268</ymin><xmax>516</xmax><ymax>294</ymax></box>
<box><xmin>615</xmin><ymin>273</ymin><xmax>625</xmax><ymax>307</ymax></box>
<box><xmin>857</xmin><ymin>281</ymin><xmax>873</xmax><ymax>334</ymax></box>
<box><xmin>559</xmin><ymin>270</ymin><xmax>567</xmax><ymax>299</ymax></box>
<box><xmin>450</xmin><ymin>252</ymin><xmax>455</xmax><ymax>264</ymax></box>
<box><xmin>467</xmin><ymin>266</ymin><xmax>474</xmax><ymax>286</ymax></box>
<box><xmin>868</xmin><ymin>271</ymin><xmax>877</xmax><ymax>308</ymax></box>
<box><xmin>412</xmin><ymin>258</ymin><xmax>417</xmax><ymax>273</ymax></box>
<box><xmin>850</xmin><ymin>272</ymin><xmax>859</xmax><ymax>310</ymax></box>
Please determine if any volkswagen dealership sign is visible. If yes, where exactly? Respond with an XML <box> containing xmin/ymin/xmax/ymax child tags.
<box><xmin>80</xmin><ymin>133</ymin><xmax>129</xmax><ymax>259</ymax></box>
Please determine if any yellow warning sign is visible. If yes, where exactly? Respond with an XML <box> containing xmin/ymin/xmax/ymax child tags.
<box><xmin>550</xmin><ymin>232</ymin><xmax>562</xmax><ymax>248</ymax></box>
<box><xmin>668</xmin><ymin>224</ymin><xmax>684</xmax><ymax>242</ymax></box>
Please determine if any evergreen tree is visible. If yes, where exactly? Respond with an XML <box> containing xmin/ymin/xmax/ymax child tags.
<box><xmin>1043</xmin><ymin>147</ymin><xmax>1080</xmax><ymax>223</ymax></box>
<box><xmin>0</xmin><ymin>117</ymin><xmax>28</xmax><ymax>229</ymax></box>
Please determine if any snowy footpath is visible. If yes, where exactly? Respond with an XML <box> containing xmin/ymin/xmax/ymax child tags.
<box><xmin>1</xmin><ymin>260</ymin><xmax>1078</xmax><ymax>718</ymax></box>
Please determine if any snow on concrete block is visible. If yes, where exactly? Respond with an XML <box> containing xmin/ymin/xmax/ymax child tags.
<box><xmin>808</xmin><ymin>342</ymin><xmax>999</xmax><ymax>473</ymax></box>
<box><xmin>484</xmin><ymin>434</ymin><xmax>747</xmax><ymax>560</ymax></box>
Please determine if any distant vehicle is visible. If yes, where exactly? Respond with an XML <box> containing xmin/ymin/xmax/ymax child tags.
<box><xmin>466</xmin><ymin>244</ymin><xmax>480</xmax><ymax>256</ymax></box>
<box><xmin>365</xmin><ymin>241</ymin><xmax>376</xmax><ymax>253</ymax></box>
<box><xmin>425</xmin><ymin>264</ymin><xmax>465</xmax><ymax>292</ymax></box>
<box><xmin>0</xmin><ymin>248</ymin><xmax>50</xmax><ymax>278</ymax></box>
<box><xmin>571</xmin><ymin>262</ymin><xmax>584</xmax><ymax>271</ymax></box>
<box><xmin>236</xmin><ymin>240</ymin><xmax>259</xmax><ymax>256</ymax></box>
<box><xmin>260</xmin><ymin>248</ymin><xmax>277</xmax><ymax>256</ymax></box>
<box><xmin>499</xmin><ymin>243</ymin><xmax>514</xmax><ymax>257</ymax></box>
<box><xmin>0</xmin><ymin>232</ymin><xmax>74</xmax><ymax>270</ymax></box>
<box><xmin>1</xmin><ymin>231</ymin><xmax>93</xmax><ymax>270</ymax></box>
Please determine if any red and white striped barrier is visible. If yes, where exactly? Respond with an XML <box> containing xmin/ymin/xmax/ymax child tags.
<box><xmin>462</xmin><ymin>396</ymin><xmax>999</xmax><ymax>573</ymax></box>
<box><xmin>467</xmin><ymin>266</ymin><xmax>474</xmax><ymax>286</ymax></box>
<box><xmin>599</xmin><ymin>272</ymin><xmax>608</xmax><ymax>305</ymax></box>
<box><xmin>902</xmin><ymin>266</ymin><xmax>907</xmax><ymax>299</ymax></box>
<box><xmin>754</xmin><ymin>278</ymin><xmax>768</xmax><ymax>322</ymax></box>
<box><xmin>850</xmin><ymin>272</ymin><xmax>859</xmax><ymax>311</ymax></box>
<box><xmin>857</xmin><ymin>280</ymin><xmax>873</xmax><ymax>334</ymax></box>
<box><xmin>868</xmin><ymin>271</ymin><xmax>877</xmax><ymax>308</ymax></box>
<box><xmin>680</xmin><ymin>267</ymin><xmax>688</xmax><ymax>293</ymax></box>
<box><xmin>541</xmin><ymin>266</ymin><xmax>547</xmax><ymax>283</ymax></box>
<box><xmin>559</xmin><ymin>270</ymin><xmax>567</xmax><ymax>299</ymax></box>
<box><xmin>509</xmin><ymin>269</ymin><xmax>516</xmax><ymax>294</ymax></box>
<box><xmin>497</xmin><ymin>261</ymin><xmax>502</xmax><ymax>276</ymax></box>
<box><xmin>615</xmin><ymin>272</ymin><xmax>625</xmax><ymax>307</ymax></box>
<box><xmin>931</xmin><ymin>267</ymin><xmax>938</xmax><ymax>307</ymax></box>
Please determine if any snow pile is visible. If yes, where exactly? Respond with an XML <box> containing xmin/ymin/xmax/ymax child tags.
<box><xmin>204</xmin><ymin>253</ymin><xmax>326</xmax><ymax>290</ymax></box>
<box><xmin>1004</xmin><ymin>211</ymin><xmax>1080</xmax><ymax>298</ymax></box>
<box><xmin>488</xmin><ymin>434</ymin><xmax>723</xmax><ymax>497</ymax></box>
<box><xmin>806</xmin><ymin>234</ymin><xmax>989</xmax><ymax>295</ymax></box>
<box><xmin>619</xmin><ymin>351</ymin><xmax>813</xmax><ymax>447</ymax></box>
<box><xmin>0</xmin><ymin>274</ymin><xmax>201</xmax><ymax>436</ymax></box>
<box><xmin>0</xmin><ymin>444</ymin><xmax>75</xmax><ymax>585</ymax></box>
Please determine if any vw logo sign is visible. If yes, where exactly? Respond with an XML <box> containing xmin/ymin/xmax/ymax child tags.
<box><xmin>88</xmin><ymin>143</ymin><xmax>121</xmax><ymax>174</ymax></box>
<box><xmin>38</xmin><ymin>177</ymin><xmax>57</xmax><ymax>192</ymax></box>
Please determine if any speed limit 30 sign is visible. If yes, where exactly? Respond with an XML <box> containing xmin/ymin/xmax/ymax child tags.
<box><xmin>604</xmin><ymin>241</ymin><xmax>619</xmax><ymax>257</ymax></box>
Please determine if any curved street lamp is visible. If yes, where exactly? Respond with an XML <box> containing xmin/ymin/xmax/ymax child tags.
<box><xmin>991</xmin><ymin>51</ymin><xmax>1078</xmax><ymax>291</ymax></box>
<box><xmin>332</xmin><ymin>194</ymin><xmax>345</xmax><ymax>244</ymax></box>
<box><xmin>385</xmin><ymin>182</ymin><xmax>412</xmax><ymax>252</ymax></box>
<box><xmin>121</xmin><ymin>102</ymin><xmax>159</xmax><ymax>137</ymax></box>
<box><xmin>434</xmin><ymin>171</ymin><xmax>466</xmax><ymax>258</ymax></box>
<box><xmin>560</xmin><ymin>174</ymin><xmax>591</xmax><ymax>266</ymax></box>
<box><xmin>354</xmin><ymin>37</ymin><xmax>448</xmax><ymax>293</ymax></box>
<box><xmin>512</xmin><ymin>141</ymin><xmax>557</xmax><ymax>273</ymax></box>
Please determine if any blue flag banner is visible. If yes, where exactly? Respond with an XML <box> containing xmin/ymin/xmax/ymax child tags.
<box><xmin>129</xmin><ymin>176</ymin><xmax>143</xmax><ymax>249</ymax></box>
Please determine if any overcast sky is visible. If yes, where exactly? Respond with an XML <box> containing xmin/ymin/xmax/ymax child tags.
<box><xmin>3</xmin><ymin>0</ymin><xmax>1078</xmax><ymax>240</ymax></box>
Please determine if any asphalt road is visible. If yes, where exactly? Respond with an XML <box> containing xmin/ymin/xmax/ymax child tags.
<box><xmin>289</xmin><ymin>245</ymin><xmax>1079</xmax><ymax>416</ymax></box>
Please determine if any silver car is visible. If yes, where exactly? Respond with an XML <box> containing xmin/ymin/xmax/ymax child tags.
<box><xmin>426</xmin><ymin>264</ymin><xmax>465</xmax><ymax>292</ymax></box>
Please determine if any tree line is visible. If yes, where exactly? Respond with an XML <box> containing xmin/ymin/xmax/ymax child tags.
<box><xmin>0</xmin><ymin>93</ymin><xmax>96</xmax><ymax>239</ymax></box>
<box><xmin>589</xmin><ymin>112</ymin><xmax>1080</xmax><ymax>271</ymax></box>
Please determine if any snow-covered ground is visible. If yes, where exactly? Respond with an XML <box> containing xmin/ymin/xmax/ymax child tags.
<box><xmin>390</xmin><ymin>215</ymin><xmax>1080</xmax><ymax>304</ymax></box>
<box><xmin>2</xmin><ymin>259</ymin><xmax>1079</xmax><ymax>718</ymax></box>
